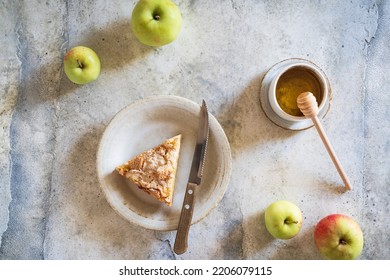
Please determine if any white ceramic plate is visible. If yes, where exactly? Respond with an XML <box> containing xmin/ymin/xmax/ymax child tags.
<box><xmin>97</xmin><ymin>95</ymin><xmax>232</xmax><ymax>231</ymax></box>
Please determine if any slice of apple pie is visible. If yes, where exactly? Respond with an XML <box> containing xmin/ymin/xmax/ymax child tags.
<box><xmin>116</xmin><ymin>134</ymin><xmax>182</xmax><ymax>206</ymax></box>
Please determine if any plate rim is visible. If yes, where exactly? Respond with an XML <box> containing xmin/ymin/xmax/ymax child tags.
<box><xmin>96</xmin><ymin>95</ymin><xmax>232</xmax><ymax>231</ymax></box>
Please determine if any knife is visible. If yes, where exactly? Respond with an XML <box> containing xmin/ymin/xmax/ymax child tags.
<box><xmin>174</xmin><ymin>100</ymin><xmax>209</xmax><ymax>255</ymax></box>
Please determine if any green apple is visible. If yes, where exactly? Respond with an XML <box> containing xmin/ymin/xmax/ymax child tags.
<box><xmin>314</xmin><ymin>214</ymin><xmax>364</xmax><ymax>260</ymax></box>
<box><xmin>64</xmin><ymin>46</ymin><xmax>101</xmax><ymax>84</ymax></box>
<box><xmin>131</xmin><ymin>0</ymin><xmax>182</xmax><ymax>47</ymax></box>
<box><xmin>264</xmin><ymin>200</ymin><xmax>303</xmax><ymax>239</ymax></box>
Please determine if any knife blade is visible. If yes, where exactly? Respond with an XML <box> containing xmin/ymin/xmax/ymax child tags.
<box><xmin>174</xmin><ymin>100</ymin><xmax>209</xmax><ymax>255</ymax></box>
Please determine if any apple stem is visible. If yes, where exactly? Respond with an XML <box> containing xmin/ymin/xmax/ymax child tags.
<box><xmin>285</xmin><ymin>220</ymin><xmax>298</xmax><ymax>224</ymax></box>
<box><xmin>153</xmin><ymin>15</ymin><xmax>160</xmax><ymax>20</ymax></box>
<box><xmin>77</xmin><ymin>59</ymin><xmax>83</xmax><ymax>69</ymax></box>
<box><xmin>339</xmin><ymin>239</ymin><xmax>347</xmax><ymax>245</ymax></box>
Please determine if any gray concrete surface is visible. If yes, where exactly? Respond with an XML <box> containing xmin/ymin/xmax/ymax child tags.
<box><xmin>0</xmin><ymin>0</ymin><xmax>388</xmax><ymax>259</ymax></box>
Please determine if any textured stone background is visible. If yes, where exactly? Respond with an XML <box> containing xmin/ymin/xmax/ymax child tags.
<box><xmin>0</xmin><ymin>0</ymin><xmax>388</xmax><ymax>259</ymax></box>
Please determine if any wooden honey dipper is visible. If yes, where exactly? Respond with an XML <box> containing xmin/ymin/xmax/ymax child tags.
<box><xmin>297</xmin><ymin>92</ymin><xmax>352</xmax><ymax>191</ymax></box>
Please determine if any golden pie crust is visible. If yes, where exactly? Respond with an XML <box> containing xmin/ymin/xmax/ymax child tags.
<box><xmin>116</xmin><ymin>135</ymin><xmax>182</xmax><ymax>206</ymax></box>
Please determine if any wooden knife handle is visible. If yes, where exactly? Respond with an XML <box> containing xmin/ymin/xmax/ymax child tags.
<box><xmin>174</xmin><ymin>182</ymin><xmax>197</xmax><ymax>255</ymax></box>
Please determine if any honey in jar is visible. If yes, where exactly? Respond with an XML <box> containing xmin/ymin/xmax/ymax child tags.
<box><xmin>276</xmin><ymin>67</ymin><xmax>323</xmax><ymax>117</ymax></box>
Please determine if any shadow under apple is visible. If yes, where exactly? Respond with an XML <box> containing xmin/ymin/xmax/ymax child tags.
<box><xmin>268</xmin><ymin>225</ymin><xmax>318</xmax><ymax>260</ymax></box>
<box><xmin>75</xmin><ymin>19</ymin><xmax>152</xmax><ymax>71</ymax></box>
<box><xmin>59</xmin><ymin>19</ymin><xmax>153</xmax><ymax>98</ymax></box>
<box><xmin>246</xmin><ymin>209</ymin><xmax>275</xmax><ymax>255</ymax></box>
<box><xmin>23</xmin><ymin>18</ymin><xmax>154</xmax><ymax>107</ymax></box>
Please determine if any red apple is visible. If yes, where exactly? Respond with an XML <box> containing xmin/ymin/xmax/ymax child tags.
<box><xmin>314</xmin><ymin>214</ymin><xmax>364</xmax><ymax>260</ymax></box>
